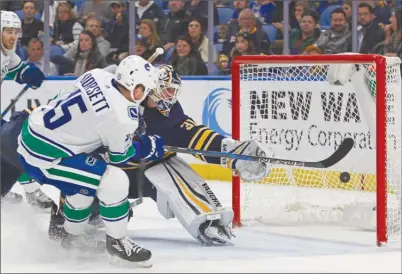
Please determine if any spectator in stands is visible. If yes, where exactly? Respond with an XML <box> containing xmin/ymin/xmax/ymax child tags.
<box><xmin>383</xmin><ymin>8</ymin><xmax>402</xmax><ymax>56</ymax></box>
<box><xmin>230</xmin><ymin>31</ymin><xmax>257</xmax><ymax>57</ymax></box>
<box><xmin>134</xmin><ymin>37</ymin><xmax>150</xmax><ymax>59</ymax></box>
<box><xmin>304</xmin><ymin>44</ymin><xmax>323</xmax><ymax>55</ymax></box>
<box><xmin>53</xmin><ymin>2</ymin><xmax>84</xmax><ymax>47</ymax></box>
<box><xmin>289</xmin><ymin>10</ymin><xmax>321</xmax><ymax>55</ymax></box>
<box><xmin>359</xmin><ymin>0</ymin><xmax>394</xmax><ymax>25</ymax></box>
<box><xmin>62</xmin><ymin>16</ymin><xmax>110</xmax><ymax>57</ymax></box>
<box><xmin>135</xmin><ymin>0</ymin><xmax>166</xmax><ymax>36</ymax></box>
<box><xmin>104</xmin><ymin>1</ymin><xmax>129</xmax><ymax>59</ymax></box>
<box><xmin>357</xmin><ymin>3</ymin><xmax>385</xmax><ymax>53</ymax></box>
<box><xmin>185</xmin><ymin>0</ymin><xmax>219</xmax><ymax>25</ymax></box>
<box><xmin>112</xmin><ymin>36</ymin><xmax>155</xmax><ymax>63</ymax></box>
<box><xmin>214</xmin><ymin>24</ymin><xmax>229</xmax><ymax>44</ymax></box>
<box><xmin>187</xmin><ymin>18</ymin><xmax>217</xmax><ymax>62</ymax></box>
<box><xmin>217</xmin><ymin>32</ymin><xmax>257</xmax><ymax>75</ymax></box>
<box><xmin>20</xmin><ymin>1</ymin><xmax>44</xmax><ymax>47</ymax></box>
<box><xmin>216</xmin><ymin>53</ymin><xmax>231</xmax><ymax>75</ymax></box>
<box><xmin>232</xmin><ymin>0</ymin><xmax>250</xmax><ymax>20</ymax></box>
<box><xmin>290</xmin><ymin>1</ymin><xmax>306</xmax><ymax>29</ymax></box>
<box><xmin>169</xmin><ymin>35</ymin><xmax>208</xmax><ymax>76</ymax></box>
<box><xmin>78</xmin><ymin>0</ymin><xmax>113</xmax><ymax>23</ymax></box>
<box><xmin>27</xmin><ymin>38</ymin><xmax>58</xmax><ymax>76</ymax></box>
<box><xmin>64</xmin><ymin>30</ymin><xmax>107</xmax><ymax>76</ymax></box>
<box><xmin>342</xmin><ymin>0</ymin><xmax>353</xmax><ymax>26</ymax></box>
<box><xmin>161</xmin><ymin>0</ymin><xmax>191</xmax><ymax>51</ymax></box>
<box><xmin>0</xmin><ymin>0</ymin><xmax>23</xmax><ymax>12</ymax></box>
<box><xmin>317</xmin><ymin>0</ymin><xmax>342</xmax><ymax>15</ymax></box>
<box><xmin>227</xmin><ymin>1</ymin><xmax>263</xmax><ymax>44</ymax></box>
<box><xmin>138</xmin><ymin>19</ymin><xmax>164</xmax><ymax>61</ymax></box>
<box><xmin>271</xmin><ymin>1</ymin><xmax>309</xmax><ymax>45</ymax></box>
<box><xmin>42</xmin><ymin>0</ymin><xmax>59</xmax><ymax>31</ymax></box>
<box><xmin>314</xmin><ymin>8</ymin><xmax>352</xmax><ymax>54</ymax></box>
<box><xmin>41</xmin><ymin>1</ymin><xmax>78</xmax><ymax>31</ymax></box>
<box><xmin>223</xmin><ymin>8</ymin><xmax>271</xmax><ymax>56</ymax></box>
<box><xmin>250</xmin><ymin>0</ymin><xmax>278</xmax><ymax>25</ymax></box>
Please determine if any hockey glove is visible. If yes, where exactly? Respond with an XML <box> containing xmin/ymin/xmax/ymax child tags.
<box><xmin>220</xmin><ymin>138</ymin><xmax>274</xmax><ymax>181</ymax></box>
<box><xmin>16</xmin><ymin>63</ymin><xmax>45</xmax><ymax>89</ymax></box>
<box><xmin>133</xmin><ymin>134</ymin><xmax>165</xmax><ymax>161</ymax></box>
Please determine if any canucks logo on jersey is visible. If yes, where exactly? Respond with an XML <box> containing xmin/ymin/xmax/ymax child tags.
<box><xmin>128</xmin><ymin>106</ymin><xmax>138</xmax><ymax>120</ymax></box>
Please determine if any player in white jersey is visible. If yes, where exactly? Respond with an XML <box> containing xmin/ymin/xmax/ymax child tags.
<box><xmin>49</xmin><ymin>65</ymin><xmax>274</xmax><ymax>246</ymax></box>
<box><xmin>8</xmin><ymin>55</ymin><xmax>163</xmax><ymax>267</ymax></box>
<box><xmin>1</xmin><ymin>10</ymin><xmax>48</xmax><ymax>205</ymax></box>
<box><xmin>1</xmin><ymin>10</ymin><xmax>44</xmax><ymax>85</ymax></box>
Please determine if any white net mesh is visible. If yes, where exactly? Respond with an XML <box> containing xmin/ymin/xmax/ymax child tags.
<box><xmin>237</xmin><ymin>57</ymin><xmax>401</xmax><ymax>244</ymax></box>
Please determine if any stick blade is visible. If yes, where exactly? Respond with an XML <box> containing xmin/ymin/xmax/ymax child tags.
<box><xmin>319</xmin><ymin>138</ymin><xmax>354</xmax><ymax>168</ymax></box>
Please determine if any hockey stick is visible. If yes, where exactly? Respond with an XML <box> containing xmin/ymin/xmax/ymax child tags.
<box><xmin>1</xmin><ymin>84</ymin><xmax>30</xmax><ymax>119</ymax></box>
<box><xmin>147</xmin><ymin>47</ymin><xmax>164</xmax><ymax>63</ymax></box>
<box><xmin>129</xmin><ymin>48</ymin><xmax>165</xmax><ymax>210</ymax></box>
<box><xmin>164</xmin><ymin>138</ymin><xmax>354</xmax><ymax>169</ymax></box>
<box><xmin>130</xmin><ymin>158</ymin><xmax>146</xmax><ymax>208</ymax></box>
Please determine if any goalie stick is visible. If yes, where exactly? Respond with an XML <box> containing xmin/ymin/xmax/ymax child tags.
<box><xmin>164</xmin><ymin>138</ymin><xmax>354</xmax><ymax>169</ymax></box>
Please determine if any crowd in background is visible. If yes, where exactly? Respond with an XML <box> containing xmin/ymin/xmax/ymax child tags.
<box><xmin>1</xmin><ymin>0</ymin><xmax>402</xmax><ymax>77</ymax></box>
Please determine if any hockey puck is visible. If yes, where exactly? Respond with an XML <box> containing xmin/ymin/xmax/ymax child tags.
<box><xmin>340</xmin><ymin>172</ymin><xmax>351</xmax><ymax>183</ymax></box>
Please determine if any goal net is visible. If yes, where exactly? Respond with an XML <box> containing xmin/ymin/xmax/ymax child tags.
<box><xmin>231</xmin><ymin>54</ymin><xmax>401</xmax><ymax>246</ymax></box>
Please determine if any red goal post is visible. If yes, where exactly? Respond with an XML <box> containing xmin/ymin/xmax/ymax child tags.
<box><xmin>231</xmin><ymin>54</ymin><xmax>401</xmax><ymax>246</ymax></box>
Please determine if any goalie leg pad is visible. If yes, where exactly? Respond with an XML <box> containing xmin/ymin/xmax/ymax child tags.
<box><xmin>144</xmin><ymin>157</ymin><xmax>234</xmax><ymax>244</ymax></box>
<box><xmin>97</xmin><ymin>165</ymin><xmax>130</xmax><ymax>239</ymax></box>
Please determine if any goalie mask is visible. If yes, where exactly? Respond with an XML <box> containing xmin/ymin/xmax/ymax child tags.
<box><xmin>1</xmin><ymin>10</ymin><xmax>21</xmax><ymax>54</ymax></box>
<box><xmin>150</xmin><ymin>65</ymin><xmax>182</xmax><ymax>116</ymax></box>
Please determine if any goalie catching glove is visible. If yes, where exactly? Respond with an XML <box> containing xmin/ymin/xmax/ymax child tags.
<box><xmin>221</xmin><ymin>138</ymin><xmax>274</xmax><ymax>181</ymax></box>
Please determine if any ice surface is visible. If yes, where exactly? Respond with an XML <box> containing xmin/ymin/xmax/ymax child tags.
<box><xmin>1</xmin><ymin>181</ymin><xmax>401</xmax><ymax>273</ymax></box>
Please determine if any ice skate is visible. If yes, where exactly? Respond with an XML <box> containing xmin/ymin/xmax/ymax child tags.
<box><xmin>106</xmin><ymin>235</ymin><xmax>152</xmax><ymax>268</ymax></box>
<box><xmin>26</xmin><ymin>188</ymin><xmax>54</xmax><ymax>210</ymax></box>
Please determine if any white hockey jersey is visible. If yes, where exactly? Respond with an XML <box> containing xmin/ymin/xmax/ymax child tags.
<box><xmin>1</xmin><ymin>50</ymin><xmax>23</xmax><ymax>81</ymax></box>
<box><xmin>17</xmin><ymin>69</ymin><xmax>140</xmax><ymax>168</ymax></box>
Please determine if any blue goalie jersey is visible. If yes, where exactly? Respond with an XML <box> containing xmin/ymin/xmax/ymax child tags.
<box><xmin>122</xmin><ymin>100</ymin><xmax>225</xmax><ymax>169</ymax></box>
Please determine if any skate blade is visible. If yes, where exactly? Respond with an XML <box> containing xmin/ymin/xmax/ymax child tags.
<box><xmin>204</xmin><ymin>230</ymin><xmax>235</xmax><ymax>245</ymax></box>
<box><xmin>108</xmin><ymin>255</ymin><xmax>153</xmax><ymax>268</ymax></box>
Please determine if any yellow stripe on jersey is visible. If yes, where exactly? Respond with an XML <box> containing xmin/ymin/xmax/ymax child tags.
<box><xmin>194</xmin><ymin>130</ymin><xmax>213</xmax><ymax>150</ymax></box>
<box><xmin>121</xmin><ymin>151</ymin><xmax>176</xmax><ymax>170</ymax></box>
<box><xmin>188</xmin><ymin>126</ymin><xmax>207</xmax><ymax>149</ymax></box>
<box><xmin>175</xmin><ymin>175</ymin><xmax>212</xmax><ymax>213</ymax></box>
<box><xmin>203</xmin><ymin>133</ymin><xmax>218</xmax><ymax>151</ymax></box>
<box><xmin>193</xmin><ymin>130</ymin><xmax>218</xmax><ymax>162</ymax></box>
<box><xmin>194</xmin><ymin>129</ymin><xmax>213</xmax><ymax>161</ymax></box>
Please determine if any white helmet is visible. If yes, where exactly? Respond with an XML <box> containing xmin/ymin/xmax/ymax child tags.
<box><xmin>114</xmin><ymin>55</ymin><xmax>158</xmax><ymax>104</ymax></box>
<box><xmin>1</xmin><ymin>10</ymin><xmax>21</xmax><ymax>54</ymax></box>
<box><xmin>150</xmin><ymin>65</ymin><xmax>182</xmax><ymax>116</ymax></box>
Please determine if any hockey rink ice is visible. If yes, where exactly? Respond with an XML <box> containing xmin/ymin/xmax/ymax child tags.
<box><xmin>2</xmin><ymin>180</ymin><xmax>401</xmax><ymax>273</ymax></box>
